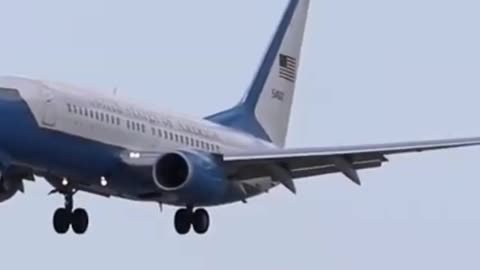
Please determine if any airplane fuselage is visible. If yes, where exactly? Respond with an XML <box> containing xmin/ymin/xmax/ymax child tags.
<box><xmin>0</xmin><ymin>76</ymin><xmax>276</xmax><ymax>206</ymax></box>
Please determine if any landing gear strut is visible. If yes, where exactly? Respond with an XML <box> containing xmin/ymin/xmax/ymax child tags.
<box><xmin>174</xmin><ymin>206</ymin><xmax>210</xmax><ymax>235</ymax></box>
<box><xmin>52</xmin><ymin>191</ymin><xmax>89</xmax><ymax>234</ymax></box>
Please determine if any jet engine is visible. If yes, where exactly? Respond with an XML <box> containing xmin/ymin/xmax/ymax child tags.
<box><xmin>152</xmin><ymin>151</ymin><xmax>228</xmax><ymax>205</ymax></box>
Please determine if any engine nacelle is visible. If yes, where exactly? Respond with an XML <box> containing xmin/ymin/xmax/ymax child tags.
<box><xmin>152</xmin><ymin>151</ymin><xmax>228</xmax><ymax>205</ymax></box>
<box><xmin>0</xmin><ymin>176</ymin><xmax>22</xmax><ymax>203</ymax></box>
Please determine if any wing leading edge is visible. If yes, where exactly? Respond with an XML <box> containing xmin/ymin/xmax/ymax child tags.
<box><xmin>223</xmin><ymin>137</ymin><xmax>480</xmax><ymax>192</ymax></box>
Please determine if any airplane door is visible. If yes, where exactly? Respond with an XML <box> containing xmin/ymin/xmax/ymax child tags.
<box><xmin>41</xmin><ymin>87</ymin><xmax>57</xmax><ymax>127</ymax></box>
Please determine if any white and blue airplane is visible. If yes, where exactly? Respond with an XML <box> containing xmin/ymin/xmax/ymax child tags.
<box><xmin>0</xmin><ymin>0</ymin><xmax>479</xmax><ymax>235</ymax></box>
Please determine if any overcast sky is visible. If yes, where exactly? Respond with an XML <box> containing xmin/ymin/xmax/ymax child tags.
<box><xmin>1</xmin><ymin>0</ymin><xmax>480</xmax><ymax>269</ymax></box>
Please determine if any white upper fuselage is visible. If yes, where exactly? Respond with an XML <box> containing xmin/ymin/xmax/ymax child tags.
<box><xmin>1</xmin><ymin>76</ymin><xmax>276</xmax><ymax>155</ymax></box>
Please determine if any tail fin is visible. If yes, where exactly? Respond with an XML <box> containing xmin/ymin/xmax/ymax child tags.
<box><xmin>206</xmin><ymin>0</ymin><xmax>310</xmax><ymax>147</ymax></box>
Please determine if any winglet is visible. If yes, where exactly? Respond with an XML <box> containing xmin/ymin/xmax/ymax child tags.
<box><xmin>333</xmin><ymin>157</ymin><xmax>361</xmax><ymax>186</ymax></box>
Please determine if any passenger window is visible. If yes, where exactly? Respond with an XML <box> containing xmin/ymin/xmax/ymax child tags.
<box><xmin>180</xmin><ymin>136</ymin><xmax>184</xmax><ymax>144</ymax></box>
<box><xmin>164</xmin><ymin>130</ymin><xmax>168</xmax><ymax>138</ymax></box>
<box><xmin>126</xmin><ymin>120</ymin><xmax>131</xmax><ymax>129</ymax></box>
<box><xmin>67</xmin><ymin>104</ymin><xmax>72</xmax><ymax>113</ymax></box>
<box><xmin>169</xmin><ymin>132</ymin><xmax>174</xmax><ymax>141</ymax></box>
<box><xmin>95</xmin><ymin>111</ymin><xmax>100</xmax><ymax>120</ymax></box>
<box><xmin>100</xmin><ymin>113</ymin><xmax>104</xmax><ymax>122</ymax></box>
<box><xmin>195</xmin><ymin>140</ymin><xmax>200</xmax><ymax>148</ymax></box>
<box><xmin>136</xmin><ymin>122</ymin><xmax>141</xmax><ymax>131</ymax></box>
<box><xmin>158</xmin><ymin>129</ymin><xmax>162</xmax><ymax>138</ymax></box>
<box><xmin>73</xmin><ymin>105</ymin><xmax>78</xmax><ymax>114</ymax></box>
<box><xmin>105</xmin><ymin>114</ymin><xmax>110</xmax><ymax>123</ymax></box>
<box><xmin>141</xmin><ymin>124</ymin><xmax>146</xmax><ymax>133</ymax></box>
<box><xmin>116</xmin><ymin>117</ymin><xmax>121</xmax><ymax>126</ymax></box>
<box><xmin>151</xmin><ymin>127</ymin><xmax>156</xmax><ymax>136</ymax></box>
<box><xmin>175</xmin><ymin>134</ymin><xmax>179</xmax><ymax>142</ymax></box>
<box><xmin>89</xmin><ymin>110</ymin><xmax>94</xmax><ymax>119</ymax></box>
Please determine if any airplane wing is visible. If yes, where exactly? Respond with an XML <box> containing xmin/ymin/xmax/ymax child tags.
<box><xmin>222</xmin><ymin>137</ymin><xmax>480</xmax><ymax>193</ymax></box>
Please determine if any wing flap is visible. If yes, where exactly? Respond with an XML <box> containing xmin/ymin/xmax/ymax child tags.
<box><xmin>291</xmin><ymin>160</ymin><xmax>383</xmax><ymax>179</ymax></box>
<box><xmin>225</xmin><ymin>137</ymin><xmax>480</xmax><ymax>162</ymax></box>
<box><xmin>224</xmin><ymin>137</ymin><xmax>480</xmax><ymax>184</ymax></box>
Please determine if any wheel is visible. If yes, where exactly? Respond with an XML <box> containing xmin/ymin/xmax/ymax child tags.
<box><xmin>174</xmin><ymin>209</ymin><xmax>191</xmax><ymax>235</ymax></box>
<box><xmin>71</xmin><ymin>208</ymin><xmax>89</xmax><ymax>234</ymax></box>
<box><xmin>192</xmin><ymin>208</ymin><xmax>210</xmax><ymax>234</ymax></box>
<box><xmin>53</xmin><ymin>208</ymin><xmax>70</xmax><ymax>234</ymax></box>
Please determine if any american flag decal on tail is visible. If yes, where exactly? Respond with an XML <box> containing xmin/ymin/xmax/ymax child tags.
<box><xmin>279</xmin><ymin>54</ymin><xmax>297</xmax><ymax>83</ymax></box>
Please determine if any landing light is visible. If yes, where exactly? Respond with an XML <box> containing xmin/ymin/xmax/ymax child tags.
<box><xmin>129</xmin><ymin>152</ymin><xmax>141</xmax><ymax>159</ymax></box>
<box><xmin>61</xmin><ymin>178</ymin><xmax>69</xmax><ymax>187</ymax></box>
<box><xmin>100</xmin><ymin>176</ymin><xmax>108</xmax><ymax>187</ymax></box>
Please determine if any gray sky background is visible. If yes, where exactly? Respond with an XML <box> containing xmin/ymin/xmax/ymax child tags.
<box><xmin>1</xmin><ymin>0</ymin><xmax>480</xmax><ymax>269</ymax></box>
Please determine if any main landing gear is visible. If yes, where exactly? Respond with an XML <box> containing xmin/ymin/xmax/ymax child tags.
<box><xmin>52</xmin><ymin>191</ymin><xmax>89</xmax><ymax>234</ymax></box>
<box><xmin>174</xmin><ymin>206</ymin><xmax>210</xmax><ymax>235</ymax></box>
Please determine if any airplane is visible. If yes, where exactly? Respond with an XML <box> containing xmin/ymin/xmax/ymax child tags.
<box><xmin>0</xmin><ymin>0</ymin><xmax>479</xmax><ymax>236</ymax></box>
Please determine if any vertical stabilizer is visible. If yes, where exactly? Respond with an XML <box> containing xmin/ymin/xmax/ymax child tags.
<box><xmin>206</xmin><ymin>0</ymin><xmax>310</xmax><ymax>147</ymax></box>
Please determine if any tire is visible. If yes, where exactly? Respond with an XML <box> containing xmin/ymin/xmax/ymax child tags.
<box><xmin>71</xmin><ymin>208</ymin><xmax>89</xmax><ymax>235</ymax></box>
<box><xmin>174</xmin><ymin>209</ymin><xmax>191</xmax><ymax>235</ymax></box>
<box><xmin>192</xmin><ymin>209</ymin><xmax>210</xmax><ymax>234</ymax></box>
<box><xmin>53</xmin><ymin>208</ymin><xmax>70</xmax><ymax>234</ymax></box>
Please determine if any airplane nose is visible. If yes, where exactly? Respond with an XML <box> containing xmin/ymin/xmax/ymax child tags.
<box><xmin>0</xmin><ymin>87</ymin><xmax>22</xmax><ymax>101</ymax></box>
<box><xmin>0</xmin><ymin>76</ymin><xmax>32</xmax><ymax>102</ymax></box>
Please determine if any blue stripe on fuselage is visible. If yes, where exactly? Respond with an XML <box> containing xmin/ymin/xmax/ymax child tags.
<box><xmin>0</xmin><ymin>88</ymin><xmax>255</xmax><ymax>206</ymax></box>
<box><xmin>0</xmin><ymin>88</ymin><xmax>153</xmax><ymax>194</ymax></box>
